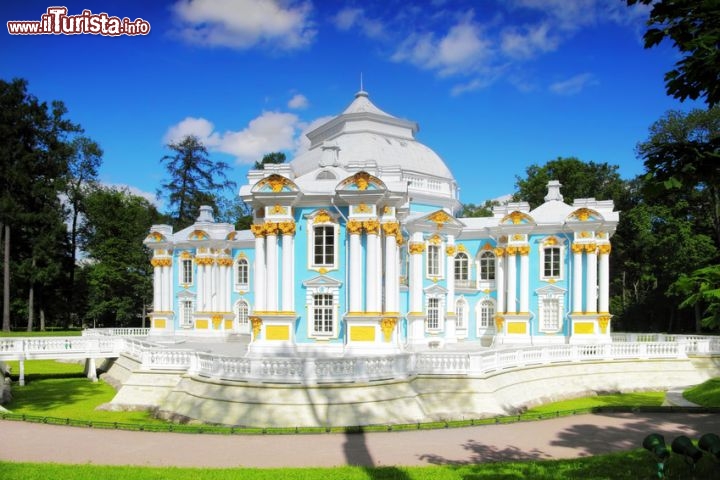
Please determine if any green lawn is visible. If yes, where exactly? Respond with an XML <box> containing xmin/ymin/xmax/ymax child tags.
<box><xmin>3</xmin><ymin>449</ymin><xmax>720</xmax><ymax>480</ymax></box>
<box><xmin>525</xmin><ymin>391</ymin><xmax>666</xmax><ymax>414</ymax></box>
<box><xmin>684</xmin><ymin>378</ymin><xmax>720</xmax><ymax>406</ymax></box>
<box><xmin>0</xmin><ymin>330</ymin><xmax>82</xmax><ymax>337</ymax></box>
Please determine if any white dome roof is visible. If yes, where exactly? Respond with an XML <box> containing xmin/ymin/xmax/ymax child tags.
<box><xmin>290</xmin><ymin>91</ymin><xmax>455</xmax><ymax>182</ymax></box>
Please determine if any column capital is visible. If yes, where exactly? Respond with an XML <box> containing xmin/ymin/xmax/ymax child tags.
<box><xmin>150</xmin><ymin>257</ymin><xmax>172</xmax><ymax>267</ymax></box>
<box><xmin>506</xmin><ymin>246</ymin><xmax>518</xmax><ymax>256</ymax></box>
<box><xmin>251</xmin><ymin>224</ymin><xmax>266</xmax><ymax>238</ymax></box>
<box><xmin>518</xmin><ymin>245</ymin><xmax>530</xmax><ymax>256</ymax></box>
<box><xmin>584</xmin><ymin>242</ymin><xmax>597</xmax><ymax>254</ymax></box>
<box><xmin>363</xmin><ymin>219</ymin><xmax>380</xmax><ymax>235</ymax></box>
<box><xmin>278</xmin><ymin>221</ymin><xmax>296</xmax><ymax>235</ymax></box>
<box><xmin>409</xmin><ymin>242</ymin><xmax>425</xmax><ymax>254</ymax></box>
<box><xmin>598</xmin><ymin>243</ymin><xmax>611</xmax><ymax>255</ymax></box>
<box><xmin>381</xmin><ymin>221</ymin><xmax>399</xmax><ymax>236</ymax></box>
<box><xmin>571</xmin><ymin>242</ymin><xmax>584</xmax><ymax>254</ymax></box>
<box><xmin>346</xmin><ymin>219</ymin><xmax>364</xmax><ymax>235</ymax></box>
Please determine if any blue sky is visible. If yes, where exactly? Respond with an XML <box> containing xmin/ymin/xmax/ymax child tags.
<box><xmin>0</xmin><ymin>0</ymin><xmax>700</xmax><ymax>207</ymax></box>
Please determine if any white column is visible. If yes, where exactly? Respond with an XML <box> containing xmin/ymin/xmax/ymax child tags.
<box><xmin>266</xmin><ymin>228</ymin><xmax>279</xmax><ymax>312</ymax></box>
<box><xmin>409</xmin><ymin>233</ymin><xmax>424</xmax><ymax>314</ymax></box>
<box><xmin>495</xmin><ymin>251</ymin><xmax>504</xmax><ymax>314</ymax></box>
<box><xmin>445</xmin><ymin>237</ymin><xmax>455</xmax><ymax>312</ymax></box>
<box><xmin>253</xmin><ymin>227</ymin><xmax>266</xmax><ymax>312</ymax></box>
<box><xmin>281</xmin><ymin>227</ymin><xmax>295</xmax><ymax>312</ymax></box>
<box><xmin>162</xmin><ymin>265</ymin><xmax>172</xmax><ymax>312</ymax></box>
<box><xmin>196</xmin><ymin>262</ymin><xmax>205</xmax><ymax>311</ymax></box>
<box><xmin>585</xmin><ymin>245</ymin><xmax>598</xmax><ymax>313</ymax></box>
<box><xmin>348</xmin><ymin>221</ymin><xmax>363</xmax><ymax>313</ymax></box>
<box><xmin>572</xmin><ymin>244</ymin><xmax>583</xmax><ymax>313</ymax></box>
<box><xmin>599</xmin><ymin>245</ymin><xmax>610</xmax><ymax>313</ymax></box>
<box><xmin>366</xmin><ymin>225</ymin><xmax>381</xmax><ymax>313</ymax></box>
<box><xmin>224</xmin><ymin>261</ymin><xmax>232</xmax><ymax>312</ymax></box>
<box><xmin>519</xmin><ymin>248</ymin><xmax>529</xmax><ymax>313</ymax></box>
<box><xmin>211</xmin><ymin>261</ymin><xmax>219</xmax><ymax>312</ymax></box>
<box><xmin>153</xmin><ymin>264</ymin><xmax>161</xmax><ymax>311</ymax></box>
<box><xmin>506</xmin><ymin>249</ymin><xmax>517</xmax><ymax>314</ymax></box>
<box><xmin>383</xmin><ymin>225</ymin><xmax>398</xmax><ymax>313</ymax></box>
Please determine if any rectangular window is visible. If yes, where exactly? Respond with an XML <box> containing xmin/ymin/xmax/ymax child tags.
<box><xmin>313</xmin><ymin>294</ymin><xmax>334</xmax><ymax>335</ymax></box>
<box><xmin>480</xmin><ymin>252</ymin><xmax>496</xmax><ymax>281</ymax></box>
<box><xmin>236</xmin><ymin>259</ymin><xmax>249</xmax><ymax>287</ymax></box>
<box><xmin>313</xmin><ymin>226</ymin><xmax>334</xmax><ymax>267</ymax></box>
<box><xmin>454</xmin><ymin>254</ymin><xmax>469</xmax><ymax>281</ymax></box>
<box><xmin>427</xmin><ymin>245</ymin><xmax>440</xmax><ymax>277</ymax></box>
<box><xmin>181</xmin><ymin>259</ymin><xmax>193</xmax><ymax>284</ymax></box>
<box><xmin>543</xmin><ymin>247</ymin><xmax>561</xmax><ymax>279</ymax></box>
<box><xmin>180</xmin><ymin>300</ymin><xmax>193</xmax><ymax>327</ymax></box>
<box><xmin>427</xmin><ymin>298</ymin><xmax>440</xmax><ymax>330</ymax></box>
<box><xmin>479</xmin><ymin>301</ymin><xmax>495</xmax><ymax>328</ymax></box>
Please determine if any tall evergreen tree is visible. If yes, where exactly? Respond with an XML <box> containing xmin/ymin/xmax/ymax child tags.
<box><xmin>158</xmin><ymin>135</ymin><xmax>236</xmax><ymax>229</ymax></box>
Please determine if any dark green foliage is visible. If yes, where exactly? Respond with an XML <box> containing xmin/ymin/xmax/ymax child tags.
<box><xmin>460</xmin><ymin>200</ymin><xmax>499</xmax><ymax>218</ymax></box>
<box><xmin>158</xmin><ymin>135</ymin><xmax>236</xmax><ymax>230</ymax></box>
<box><xmin>253</xmin><ymin>151</ymin><xmax>286</xmax><ymax>170</ymax></box>
<box><xmin>628</xmin><ymin>0</ymin><xmax>720</xmax><ymax>107</ymax></box>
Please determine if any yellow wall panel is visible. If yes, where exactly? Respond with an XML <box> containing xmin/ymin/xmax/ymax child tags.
<box><xmin>507</xmin><ymin>322</ymin><xmax>527</xmax><ymax>334</ymax></box>
<box><xmin>154</xmin><ymin>319</ymin><xmax>166</xmax><ymax>329</ymax></box>
<box><xmin>574</xmin><ymin>322</ymin><xmax>595</xmax><ymax>334</ymax></box>
<box><xmin>350</xmin><ymin>326</ymin><xmax>376</xmax><ymax>341</ymax></box>
<box><xmin>266</xmin><ymin>325</ymin><xmax>290</xmax><ymax>341</ymax></box>
<box><xmin>196</xmin><ymin>319</ymin><xmax>209</xmax><ymax>329</ymax></box>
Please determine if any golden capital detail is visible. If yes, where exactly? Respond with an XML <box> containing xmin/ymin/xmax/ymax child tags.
<box><xmin>598</xmin><ymin>315</ymin><xmax>611</xmax><ymax>334</ymax></box>
<box><xmin>380</xmin><ymin>317</ymin><xmax>397</xmax><ymax>342</ymax></box>
<box><xmin>216</xmin><ymin>257</ymin><xmax>234</xmax><ymax>267</ymax></box>
<box><xmin>446</xmin><ymin>246</ymin><xmax>457</xmax><ymax>256</ymax></box>
<box><xmin>571</xmin><ymin>243</ymin><xmax>584</xmax><ymax>254</ymax></box>
<box><xmin>493</xmin><ymin>247</ymin><xmax>505</xmax><ymax>257</ymax></box>
<box><xmin>517</xmin><ymin>245</ymin><xmax>530</xmax><ymax>256</ymax></box>
<box><xmin>346</xmin><ymin>220</ymin><xmax>364</xmax><ymax>235</ymax></box>
<box><xmin>151</xmin><ymin>257</ymin><xmax>172</xmax><ymax>267</ymax></box>
<box><xmin>251</xmin><ymin>224</ymin><xmax>266</xmax><ymax>238</ymax></box>
<box><xmin>506</xmin><ymin>246</ymin><xmax>518</xmax><ymax>256</ymax></box>
<box><xmin>195</xmin><ymin>257</ymin><xmax>215</xmax><ymax>266</ymax></box>
<box><xmin>409</xmin><ymin>242</ymin><xmax>425</xmax><ymax>254</ymax></box>
<box><xmin>363</xmin><ymin>219</ymin><xmax>380</xmax><ymax>235</ymax></box>
<box><xmin>598</xmin><ymin>243</ymin><xmax>611</xmax><ymax>255</ymax></box>
<box><xmin>584</xmin><ymin>243</ymin><xmax>597</xmax><ymax>254</ymax></box>
<box><xmin>381</xmin><ymin>222</ymin><xmax>399</xmax><ymax>237</ymax></box>
<box><xmin>250</xmin><ymin>317</ymin><xmax>262</xmax><ymax>337</ymax></box>
<box><xmin>278</xmin><ymin>221</ymin><xmax>296</xmax><ymax>235</ymax></box>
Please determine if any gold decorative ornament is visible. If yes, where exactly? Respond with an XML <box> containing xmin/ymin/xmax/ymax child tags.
<box><xmin>381</xmin><ymin>222</ymin><xmax>400</xmax><ymax>236</ymax></box>
<box><xmin>428</xmin><ymin>210</ymin><xmax>451</xmax><ymax>225</ymax></box>
<box><xmin>195</xmin><ymin>257</ymin><xmax>215</xmax><ymax>266</ymax></box>
<box><xmin>512</xmin><ymin>234</ymin><xmax>524</xmax><ymax>241</ymax></box>
<box><xmin>271</xmin><ymin>204</ymin><xmax>287</xmax><ymax>215</ymax></box>
<box><xmin>216</xmin><ymin>257</ymin><xmax>234</xmax><ymax>267</ymax></box>
<box><xmin>313</xmin><ymin>210</ymin><xmax>332</xmax><ymax>224</ymax></box>
<box><xmin>494</xmin><ymin>315</ymin><xmax>504</xmax><ymax>331</ymax></box>
<box><xmin>598</xmin><ymin>315</ymin><xmax>611</xmax><ymax>334</ymax></box>
<box><xmin>457</xmin><ymin>244</ymin><xmax>467</xmax><ymax>252</ymax></box>
<box><xmin>572</xmin><ymin>208</ymin><xmax>592</xmax><ymax>221</ymax></box>
<box><xmin>278</xmin><ymin>221</ymin><xmax>296</xmax><ymax>235</ymax></box>
<box><xmin>346</xmin><ymin>220</ymin><xmax>364</xmax><ymax>235</ymax></box>
<box><xmin>409</xmin><ymin>242</ymin><xmax>425</xmax><ymax>254</ymax></box>
<box><xmin>318</xmin><ymin>267</ymin><xmax>328</xmax><ymax>274</ymax></box>
<box><xmin>380</xmin><ymin>317</ymin><xmax>397</xmax><ymax>342</ymax></box>
<box><xmin>180</xmin><ymin>251</ymin><xmax>192</xmax><ymax>259</ymax></box>
<box><xmin>355</xmin><ymin>203</ymin><xmax>370</xmax><ymax>213</ymax></box>
<box><xmin>506</xmin><ymin>246</ymin><xmax>517</xmax><ymax>256</ymax></box>
<box><xmin>226</xmin><ymin>231</ymin><xmax>237</xmax><ymax>241</ymax></box>
<box><xmin>571</xmin><ymin>243</ymin><xmax>584</xmax><ymax>254</ymax></box>
<box><xmin>579</xmin><ymin>231</ymin><xmax>592</xmax><ymax>238</ymax></box>
<box><xmin>598</xmin><ymin>244</ymin><xmax>612</xmax><ymax>255</ymax></box>
<box><xmin>150</xmin><ymin>257</ymin><xmax>172</xmax><ymax>267</ymax></box>
<box><xmin>212</xmin><ymin>315</ymin><xmax>223</xmax><ymax>329</ymax></box>
<box><xmin>363</xmin><ymin>219</ymin><xmax>380</xmax><ymax>234</ymax></box>
<box><xmin>383</xmin><ymin>206</ymin><xmax>393</xmax><ymax>215</ymax></box>
<box><xmin>584</xmin><ymin>243</ymin><xmax>597</xmax><ymax>254</ymax></box>
<box><xmin>147</xmin><ymin>231</ymin><xmax>164</xmax><ymax>242</ymax></box>
<box><xmin>250</xmin><ymin>317</ymin><xmax>263</xmax><ymax>337</ymax></box>
<box><xmin>445</xmin><ymin>246</ymin><xmax>457</xmax><ymax>256</ymax></box>
<box><xmin>493</xmin><ymin>247</ymin><xmax>505</xmax><ymax>257</ymax></box>
<box><xmin>189</xmin><ymin>230</ymin><xmax>207</xmax><ymax>240</ymax></box>
<box><xmin>518</xmin><ymin>245</ymin><xmax>530</xmax><ymax>256</ymax></box>
<box><xmin>481</xmin><ymin>242</ymin><xmax>493</xmax><ymax>251</ymax></box>
<box><xmin>429</xmin><ymin>234</ymin><xmax>442</xmax><ymax>245</ymax></box>
<box><xmin>354</xmin><ymin>172</ymin><xmax>371</xmax><ymax>190</ymax></box>
<box><xmin>597</xmin><ymin>231</ymin><xmax>607</xmax><ymax>239</ymax></box>
<box><xmin>251</xmin><ymin>224</ymin><xmax>266</xmax><ymax>238</ymax></box>
<box><xmin>265</xmin><ymin>175</ymin><xmax>290</xmax><ymax>192</ymax></box>
<box><xmin>509</xmin><ymin>211</ymin><xmax>525</xmax><ymax>224</ymax></box>
<box><xmin>544</xmin><ymin>237</ymin><xmax>557</xmax><ymax>246</ymax></box>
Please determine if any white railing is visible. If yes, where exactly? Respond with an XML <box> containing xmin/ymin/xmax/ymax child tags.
<box><xmin>0</xmin><ymin>336</ymin><xmax>124</xmax><ymax>360</ymax></box>
<box><xmin>83</xmin><ymin>328</ymin><xmax>150</xmax><ymax>337</ymax></box>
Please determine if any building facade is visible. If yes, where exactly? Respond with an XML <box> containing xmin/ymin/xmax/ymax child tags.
<box><xmin>145</xmin><ymin>90</ymin><xmax>619</xmax><ymax>353</ymax></box>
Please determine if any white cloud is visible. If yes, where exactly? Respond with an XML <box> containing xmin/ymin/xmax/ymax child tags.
<box><xmin>171</xmin><ymin>0</ymin><xmax>316</xmax><ymax>50</ymax></box>
<box><xmin>332</xmin><ymin>7</ymin><xmax>385</xmax><ymax>39</ymax></box>
<box><xmin>288</xmin><ymin>93</ymin><xmax>309</xmax><ymax>109</ymax></box>
<box><xmin>164</xmin><ymin>110</ymin><xmax>336</xmax><ymax>165</ymax></box>
<box><xmin>549</xmin><ymin>73</ymin><xmax>598</xmax><ymax>95</ymax></box>
<box><xmin>500</xmin><ymin>22</ymin><xmax>560</xmax><ymax>59</ymax></box>
<box><xmin>392</xmin><ymin>15</ymin><xmax>491</xmax><ymax>77</ymax></box>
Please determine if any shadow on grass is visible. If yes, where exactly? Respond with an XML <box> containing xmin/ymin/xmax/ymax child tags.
<box><xmin>343</xmin><ymin>428</ymin><xmax>412</xmax><ymax>480</ymax></box>
<box><xmin>6</xmin><ymin>377</ymin><xmax>105</xmax><ymax>412</ymax></box>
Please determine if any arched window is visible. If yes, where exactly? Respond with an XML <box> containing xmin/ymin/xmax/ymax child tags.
<box><xmin>235</xmin><ymin>257</ymin><xmax>249</xmax><ymax>290</ymax></box>
<box><xmin>316</xmin><ymin>170</ymin><xmax>337</xmax><ymax>180</ymax></box>
<box><xmin>235</xmin><ymin>300</ymin><xmax>250</xmax><ymax>333</ymax></box>
<box><xmin>479</xmin><ymin>251</ymin><xmax>495</xmax><ymax>281</ymax></box>
<box><xmin>454</xmin><ymin>252</ymin><xmax>469</xmax><ymax>282</ymax></box>
<box><xmin>478</xmin><ymin>299</ymin><xmax>495</xmax><ymax>330</ymax></box>
<box><xmin>455</xmin><ymin>298</ymin><xmax>468</xmax><ymax>329</ymax></box>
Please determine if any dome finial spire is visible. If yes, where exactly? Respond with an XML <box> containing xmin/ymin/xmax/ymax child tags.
<box><xmin>356</xmin><ymin>73</ymin><xmax>368</xmax><ymax>98</ymax></box>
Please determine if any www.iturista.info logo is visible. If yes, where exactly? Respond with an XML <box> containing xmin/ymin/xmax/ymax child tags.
<box><xmin>7</xmin><ymin>7</ymin><xmax>151</xmax><ymax>36</ymax></box>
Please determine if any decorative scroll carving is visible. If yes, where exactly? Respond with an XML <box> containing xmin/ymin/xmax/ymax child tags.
<box><xmin>409</xmin><ymin>242</ymin><xmax>425</xmax><ymax>254</ymax></box>
<box><xmin>251</xmin><ymin>224</ymin><xmax>266</xmax><ymax>238</ymax></box>
<box><xmin>428</xmin><ymin>211</ymin><xmax>451</xmax><ymax>225</ymax></box>
<box><xmin>278</xmin><ymin>221</ymin><xmax>296</xmax><ymax>235</ymax></box>
<box><xmin>313</xmin><ymin>210</ymin><xmax>332</xmax><ymax>224</ymax></box>
<box><xmin>445</xmin><ymin>246</ymin><xmax>457</xmax><ymax>256</ymax></box>
<box><xmin>428</xmin><ymin>234</ymin><xmax>442</xmax><ymax>245</ymax></box>
<box><xmin>346</xmin><ymin>220</ymin><xmax>364</xmax><ymax>235</ymax></box>
<box><xmin>506</xmin><ymin>246</ymin><xmax>517</xmax><ymax>256</ymax></box>
<box><xmin>151</xmin><ymin>257</ymin><xmax>172</xmax><ymax>267</ymax></box>
<box><xmin>584</xmin><ymin>243</ymin><xmax>597</xmax><ymax>254</ymax></box>
<box><xmin>354</xmin><ymin>172</ymin><xmax>370</xmax><ymax>190</ymax></box>
<box><xmin>195</xmin><ymin>257</ymin><xmax>215</xmax><ymax>266</ymax></box>
<box><xmin>494</xmin><ymin>315</ymin><xmax>504</xmax><ymax>331</ymax></box>
<box><xmin>493</xmin><ymin>247</ymin><xmax>505</xmax><ymax>257</ymax></box>
<box><xmin>517</xmin><ymin>245</ymin><xmax>530</xmax><ymax>256</ymax></box>
<box><xmin>598</xmin><ymin>244</ymin><xmax>612</xmax><ymax>255</ymax></box>
<box><xmin>571</xmin><ymin>243</ymin><xmax>584</xmax><ymax>254</ymax></box>
<box><xmin>381</xmin><ymin>222</ymin><xmax>399</xmax><ymax>236</ymax></box>
<box><xmin>380</xmin><ymin>317</ymin><xmax>397</xmax><ymax>342</ymax></box>
<box><xmin>598</xmin><ymin>315</ymin><xmax>611</xmax><ymax>334</ymax></box>
<box><xmin>250</xmin><ymin>317</ymin><xmax>262</xmax><ymax>338</ymax></box>
<box><xmin>363</xmin><ymin>219</ymin><xmax>380</xmax><ymax>235</ymax></box>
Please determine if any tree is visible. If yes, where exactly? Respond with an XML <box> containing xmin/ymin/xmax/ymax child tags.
<box><xmin>253</xmin><ymin>151</ymin><xmax>286</xmax><ymax>170</ymax></box>
<box><xmin>158</xmin><ymin>135</ymin><xmax>236</xmax><ymax>229</ymax></box>
<box><xmin>0</xmin><ymin>78</ymin><xmax>80</xmax><ymax>331</ymax></box>
<box><xmin>513</xmin><ymin>157</ymin><xmax>629</xmax><ymax>209</ymax></box>
<box><xmin>461</xmin><ymin>199</ymin><xmax>500</xmax><ymax>218</ymax></box>
<box><xmin>628</xmin><ymin>0</ymin><xmax>720</xmax><ymax>107</ymax></box>
<box><xmin>636</xmin><ymin>106</ymin><xmax>720</xmax><ymax>248</ymax></box>
<box><xmin>670</xmin><ymin>265</ymin><xmax>720</xmax><ymax>331</ymax></box>
<box><xmin>79</xmin><ymin>187</ymin><xmax>162</xmax><ymax>327</ymax></box>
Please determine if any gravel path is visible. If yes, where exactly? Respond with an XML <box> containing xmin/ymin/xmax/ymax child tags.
<box><xmin>2</xmin><ymin>412</ymin><xmax>719</xmax><ymax>468</ymax></box>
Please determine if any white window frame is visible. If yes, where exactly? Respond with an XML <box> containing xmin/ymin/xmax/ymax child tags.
<box><xmin>427</xmin><ymin>297</ymin><xmax>441</xmax><ymax>330</ymax></box>
<box><xmin>311</xmin><ymin>293</ymin><xmax>335</xmax><ymax>336</ymax></box>
<box><xmin>455</xmin><ymin>297</ymin><xmax>468</xmax><ymax>330</ymax></box>
<box><xmin>536</xmin><ymin>285</ymin><xmax>566</xmax><ymax>333</ymax></box>
<box><xmin>479</xmin><ymin>251</ymin><xmax>496</xmax><ymax>281</ymax></box>
<box><xmin>426</xmin><ymin>244</ymin><xmax>443</xmax><ymax>279</ymax></box>
<box><xmin>477</xmin><ymin>299</ymin><xmax>496</xmax><ymax>332</ymax></box>
<box><xmin>454</xmin><ymin>252</ymin><xmax>470</xmax><ymax>286</ymax></box>
<box><xmin>541</xmin><ymin>245</ymin><xmax>564</xmax><ymax>281</ymax></box>
<box><xmin>180</xmin><ymin>258</ymin><xmax>193</xmax><ymax>285</ymax></box>
<box><xmin>235</xmin><ymin>299</ymin><xmax>250</xmax><ymax>334</ymax></box>
<box><xmin>180</xmin><ymin>299</ymin><xmax>194</xmax><ymax>328</ymax></box>
<box><xmin>307</xmin><ymin>213</ymin><xmax>339</xmax><ymax>272</ymax></box>
<box><xmin>235</xmin><ymin>257</ymin><xmax>249</xmax><ymax>291</ymax></box>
